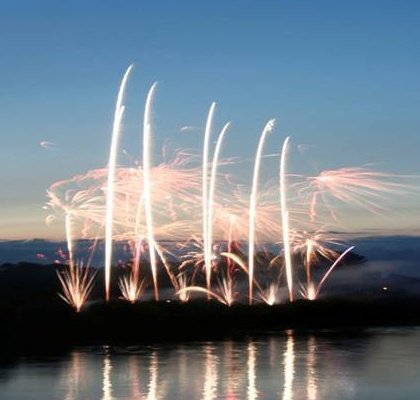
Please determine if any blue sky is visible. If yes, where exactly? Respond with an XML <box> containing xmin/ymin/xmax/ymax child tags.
<box><xmin>1</xmin><ymin>0</ymin><xmax>420</xmax><ymax>239</ymax></box>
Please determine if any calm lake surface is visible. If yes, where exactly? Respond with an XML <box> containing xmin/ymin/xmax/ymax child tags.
<box><xmin>1</xmin><ymin>327</ymin><xmax>420</xmax><ymax>400</ymax></box>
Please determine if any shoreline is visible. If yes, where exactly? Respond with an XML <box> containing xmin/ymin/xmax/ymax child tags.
<box><xmin>2</xmin><ymin>297</ymin><xmax>420</xmax><ymax>353</ymax></box>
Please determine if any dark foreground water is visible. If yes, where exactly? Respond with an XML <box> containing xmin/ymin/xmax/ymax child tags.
<box><xmin>1</xmin><ymin>327</ymin><xmax>420</xmax><ymax>400</ymax></box>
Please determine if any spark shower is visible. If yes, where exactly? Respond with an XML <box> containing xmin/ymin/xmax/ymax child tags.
<box><xmin>47</xmin><ymin>66</ymin><xmax>414</xmax><ymax>311</ymax></box>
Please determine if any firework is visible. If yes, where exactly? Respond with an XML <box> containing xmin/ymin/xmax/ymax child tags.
<box><xmin>300</xmin><ymin>246</ymin><xmax>355</xmax><ymax>301</ymax></box>
<box><xmin>248</xmin><ymin>119</ymin><xmax>275</xmax><ymax>304</ymax></box>
<box><xmin>207</xmin><ymin>122</ymin><xmax>231</xmax><ymax>290</ymax></box>
<box><xmin>297</xmin><ymin>167</ymin><xmax>414</xmax><ymax>222</ymax></box>
<box><xmin>176</xmin><ymin>273</ymin><xmax>191</xmax><ymax>302</ymax></box>
<box><xmin>203</xmin><ymin>103</ymin><xmax>216</xmax><ymax>294</ymax></box>
<box><xmin>217</xmin><ymin>274</ymin><xmax>236</xmax><ymax>306</ymax></box>
<box><xmin>56</xmin><ymin>209</ymin><xmax>97</xmax><ymax>312</ymax></box>
<box><xmin>280</xmin><ymin>136</ymin><xmax>293</xmax><ymax>302</ymax></box>
<box><xmin>119</xmin><ymin>240</ymin><xmax>147</xmax><ymax>303</ymax></box>
<box><xmin>176</xmin><ymin>286</ymin><xmax>229</xmax><ymax>305</ymax></box>
<box><xmin>259</xmin><ymin>283</ymin><xmax>280</xmax><ymax>306</ymax></box>
<box><xmin>119</xmin><ymin>274</ymin><xmax>146</xmax><ymax>303</ymax></box>
<box><xmin>105</xmin><ymin>65</ymin><xmax>133</xmax><ymax>301</ymax></box>
<box><xmin>47</xmin><ymin>66</ymin><xmax>418</xmax><ymax>308</ymax></box>
<box><xmin>143</xmin><ymin>83</ymin><xmax>159</xmax><ymax>300</ymax></box>
<box><xmin>290</xmin><ymin>229</ymin><xmax>343</xmax><ymax>294</ymax></box>
<box><xmin>57</xmin><ymin>261</ymin><xmax>97</xmax><ymax>312</ymax></box>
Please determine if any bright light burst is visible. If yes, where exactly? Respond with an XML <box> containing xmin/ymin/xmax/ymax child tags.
<box><xmin>290</xmin><ymin>229</ymin><xmax>342</xmax><ymax>262</ymax></box>
<box><xmin>119</xmin><ymin>274</ymin><xmax>146</xmax><ymax>303</ymax></box>
<box><xmin>119</xmin><ymin>239</ymin><xmax>147</xmax><ymax>303</ymax></box>
<box><xmin>57</xmin><ymin>262</ymin><xmax>97</xmax><ymax>312</ymax></box>
<box><xmin>176</xmin><ymin>273</ymin><xmax>191</xmax><ymax>302</ymax></box>
<box><xmin>46</xmin><ymin>66</ymin><xmax>419</xmax><ymax>308</ymax></box>
<box><xmin>259</xmin><ymin>283</ymin><xmax>280</xmax><ymax>306</ymax></box>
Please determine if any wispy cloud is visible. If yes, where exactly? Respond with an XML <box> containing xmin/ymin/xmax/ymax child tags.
<box><xmin>179</xmin><ymin>126</ymin><xmax>202</xmax><ymax>133</ymax></box>
<box><xmin>39</xmin><ymin>141</ymin><xmax>56</xmax><ymax>150</ymax></box>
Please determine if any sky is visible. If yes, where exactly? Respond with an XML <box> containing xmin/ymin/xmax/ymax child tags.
<box><xmin>1</xmin><ymin>0</ymin><xmax>420</xmax><ymax>240</ymax></box>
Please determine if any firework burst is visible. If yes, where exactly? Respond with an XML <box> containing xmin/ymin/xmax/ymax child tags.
<box><xmin>119</xmin><ymin>274</ymin><xmax>147</xmax><ymax>303</ymax></box>
<box><xmin>296</xmin><ymin>167</ymin><xmax>414</xmax><ymax>222</ymax></box>
<box><xmin>57</xmin><ymin>262</ymin><xmax>97</xmax><ymax>312</ymax></box>
<box><xmin>47</xmin><ymin>66</ymin><xmax>420</xmax><ymax>308</ymax></box>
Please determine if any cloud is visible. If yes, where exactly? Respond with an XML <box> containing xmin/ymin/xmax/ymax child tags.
<box><xmin>179</xmin><ymin>126</ymin><xmax>202</xmax><ymax>133</ymax></box>
<box><xmin>39</xmin><ymin>141</ymin><xmax>56</xmax><ymax>150</ymax></box>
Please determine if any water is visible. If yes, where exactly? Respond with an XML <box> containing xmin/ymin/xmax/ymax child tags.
<box><xmin>1</xmin><ymin>327</ymin><xmax>420</xmax><ymax>399</ymax></box>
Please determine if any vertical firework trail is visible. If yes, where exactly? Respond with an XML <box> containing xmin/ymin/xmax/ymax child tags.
<box><xmin>248</xmin><ymin>119</ymin><xmax>275</xmax><ymax>304</ymax></box>
<box><xmin>226</xmin><ymin>215</ymin><xmax>235</xmax><ymax>275</ymax></box>
<box><xmin>65</xmin><ymin>212</ymin><xmax>75</xmax><ymax>271</ymax></box>
<box><xmin>143</xmin><ymin>83</ymin><xmax>159</xmax><ymax>300</ymax></box>
<box><xmin>203</xmin><ymin>102</ymin><xmax>216</xmax><ymax>293</ymax></box>
<box><xmin>306</xmin><ymin>239</ymin><xmax>314</xmax><ymax>296</ymax></box>
<box><xmin>104</xmin><ymin>65</ymin><xmax>133</xmax><ymax>301</ymax></box>
<box><xmin>280</xmin><ymin>136</ymin><xmax>294</xmax><ymax>302</ymax></box>
<box><xmin>207</xmin><ymin>122</ymin><xmax>231</xmax><ymax>271</ymax></box>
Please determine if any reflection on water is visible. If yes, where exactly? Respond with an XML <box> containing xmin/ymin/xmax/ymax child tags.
<box><xmin>128</xmin><ymin>356</ymin><xmax>141</xmax><ymax>400</ymax></box>
<box><xmin>282</xmin><ymin>331</ymin><xmax>295</xmax><ymax>400</ymax></box>
<box><xmin>64</xmin><ymin>352</ymin><xmax>83</xmax><ymax>400</ymax></box>
<box><xmin>224</xmin><ymin>340</ymin><xmax>243</xmax><ymax>400</ymax></box>
<box><xmin>202</xmin><ymin>344</ymin><xmax>218</xmax><ymax>400</ymax></box>
<box><xmin>247</xmin><ymin>341</ymin><xmax>258</xmax><ymax>400</ymax></box>
<box><xmin>147</xmin><ymin>351</ymin><xmax>159</xmax><ymax>400</ymax></box>
<box><xmin>102</xmin><ymin>349</ymin><xmax>113</xmax><ymax>400</ymax></box>
<box><xmin>307</xmin><ymin>336</ymin><xmax>318</xmax><ymax>400</ymax></box>
<box><xmin>2</xmin><ymin>328</ymin><xmax>420</xmax><ymax>399</ymax></box>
